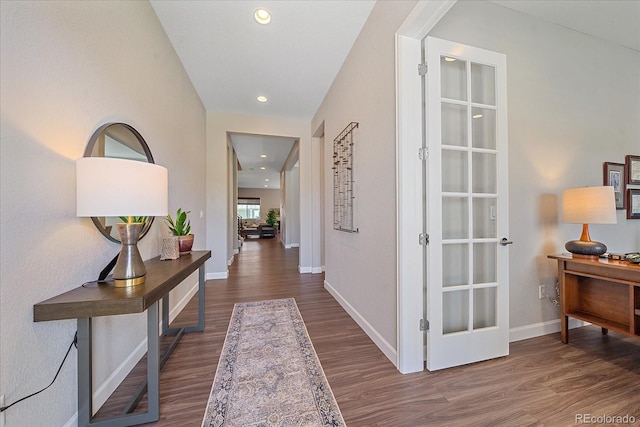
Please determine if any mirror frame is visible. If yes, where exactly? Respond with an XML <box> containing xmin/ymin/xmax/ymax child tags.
<box><xmin>84</xmin><ymin>122</ymin><xmax>156</xmax><ymax>243</ymax></box>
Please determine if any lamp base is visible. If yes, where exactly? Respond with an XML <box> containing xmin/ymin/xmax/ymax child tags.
<box><xmin>565</xmin><ymin>240</ymin><xmax>607</xmax><ymax>258</ymax></box>
<box><xmin>113</xmin><ymin>222</ymin><xmax>147</xmax><ymax>287</ymax></box>
<box><xmin>114</xmin><ymin>276</ymin><xmax>146</xmax><ymax>288</ymax></box>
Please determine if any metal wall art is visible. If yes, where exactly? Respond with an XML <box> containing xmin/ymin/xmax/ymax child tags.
<box><xmin>332</xmin><ymin>122</ymin><xmax>358</xmax><ymax>232</ymax></box>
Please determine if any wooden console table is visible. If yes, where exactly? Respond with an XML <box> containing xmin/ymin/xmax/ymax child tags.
<box><xmin>34</xmin><ymin>250</ymin><xmax>211</xmax><ymax>427</ymax></box>
<box><xmin>548</xmin><ymin>254</ymin><xmax>640</xmax><ymax>344</ymax></box>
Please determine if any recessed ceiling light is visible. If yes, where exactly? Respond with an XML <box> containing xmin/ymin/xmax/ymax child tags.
<box><xmin>444</xmin><ymin>57</ymin><xmax>456</xmax><ymax>62</ymax></box>
<box><xmin>257</xmin><ymin>96</ymin><xmax>268</xmax><ymax>103</ymax></box>
<box><xmin>265</xmin><ymin>179</ymin><xmax>269</xmax><ymax>182</ymax></box>
<box><xmin>264</xmin><ymin>184</ymin><xmax>268</xmax><ymax>187</ymax></box>
<box><xmin>254</xmin><ymin>8</ymin><xmax>271</xmax><ymax>25</ymax></box>
<box><xmin>472</xmin><ymin>114</ymin><xmax>484</xmax><ymax>119</ymax></box>
<box><xmin>260</xmin><ymin>154</ymin><xmax>267</xmax><ymax>158</ymax></box>
<box><xmin>260</xmin><ymin>167</ymin><xmax>266</xmax><ymax>170</ymax></box>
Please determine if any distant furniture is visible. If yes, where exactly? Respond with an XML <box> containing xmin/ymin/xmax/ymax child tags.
<box><xmin>258</xmin><ymin>224</ymin><xmax>276</xmax><ymax>238</ymax></box>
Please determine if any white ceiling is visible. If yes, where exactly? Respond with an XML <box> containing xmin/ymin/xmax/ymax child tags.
<box><xmin>230</xmin><ymin>133</ymin><xmax>296</xmax><ymax>189</ymax></box>
<box><xmin>151</xmin><ymin>0</ymin><xmax>639</xmax><ymax>189</ymax></box>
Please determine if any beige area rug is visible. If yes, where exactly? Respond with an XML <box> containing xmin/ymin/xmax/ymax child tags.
<box><xmin>202</xmin><ymin>298</ymin><xmax>346</xmax><ymax>427</ymax></box>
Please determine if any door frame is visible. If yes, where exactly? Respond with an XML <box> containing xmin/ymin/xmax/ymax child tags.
<box><xmin>395</xmin><ymin>0</ymin><xmax>457</xmax><ymax>374</ymax></box>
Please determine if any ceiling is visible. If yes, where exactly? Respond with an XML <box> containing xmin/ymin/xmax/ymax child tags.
<box><xmin>151</xmin><ymin>0</ymin><xmax>639</xmax><ymax>189</ymax></box>
<box><xmin>230</xmin><ymin>133</ymin><xmax>297</xmax><ymax>189</ymax></box>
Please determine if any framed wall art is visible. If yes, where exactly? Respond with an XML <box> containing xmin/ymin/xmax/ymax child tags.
<box><xmin>626</xmin><ymin>155</ymin><xmax>640</xmax><ymax>185</ymax></box>
<box><xmin>603</xmin><ymin>162</ymin><xmax>626</xmax><ymax>209</ymax></box>
<box><xmin>627</xmin><ymin>189</ymin><xmax>640</xmax><ymax>219</ymax></box>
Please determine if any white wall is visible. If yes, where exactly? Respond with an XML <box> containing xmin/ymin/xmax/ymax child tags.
<box><xmin>284</xmin><ymin>166</ymin><xmax>301</xmax><ymax>247</ymax></box>
<box><xmin>0</xmin><ymin>2</ymin><xmax>206</xmax><ymax>426</ymax></box>
<box><xmin>206</xmin><ymin>112</ymin><xmax>312</xmax><ymax>278</ymax></box>
<box><xmin>311</xmin><ymin>0</ymin><xmax>419</xmax><ymax>358</ymax></box>
<box><xmin>430</xmin><ymin>0</ymin><xmax>640</xmax><ymax>331</ymax></box>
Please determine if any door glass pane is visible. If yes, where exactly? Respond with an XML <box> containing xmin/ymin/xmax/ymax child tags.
<box><xmin>472</xmin><ymin>152</ymin><xmax>496</xmax><ymax>194</ymax></box>
<box><xmin>443</xmin><ymin>197</ymin><xmax>468</xmax><ymax>239</ymax></box>
<box><xmin>472</xmin><ymin>197</ymin><xmax>497</xmax><ymax>238</ymax></box>
<box><xmin>443</xmin><ymin>290</ymin><xmax>469</xmax><ymax>334</ymax></box>
<box><xmin>471</xmin><ymin>62</ymin><xmax>495</xmax><ymax>105</ymax></box>
<box><xmin>442</xmin><ymin>150</ymin><xmax>468</xmax><ymax>193</ymax></box>
<box><xmin>473</xmin><ymin>287</ymin><xmax>497</xmax><ymax>329</ymax></box>
<box><xmin>471</xmin><ymin>107</ymin><xmax>496</xmax><ymax>150</ymax></box>
<box><xmin>441</xmin><ymin>57</ymin><xmax>467</xmax><ymax>101</ymax></box>
<box><xmin>473</xmin><ymin>243</ymin><xmax>497</xmax><ymax>284</ymax></box>
<box><xmin>443</xmin><ymin>243</ymin><xmax>468</xmax><ymax>287</ymax></box>
<box><xmin>442</xmin><ymin>103</ymin><xmax>467</xmax><ymax>147</ymax></box>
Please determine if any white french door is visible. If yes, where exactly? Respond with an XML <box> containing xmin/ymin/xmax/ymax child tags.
<box><xmin>424</xmin><ymin>37</ymin><xmax>510</xmax><ymax>371</ymax></box>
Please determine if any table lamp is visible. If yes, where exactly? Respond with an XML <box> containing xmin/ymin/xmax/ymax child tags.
<box><xmin>77</xmin><ymin>157</ymin><xmax>168</xmax><ymax>287</ymax></box>
<box><xmin>561</xmin><ymin>186</ymin><xmax>616</xmax><ymax>258</ymax></box>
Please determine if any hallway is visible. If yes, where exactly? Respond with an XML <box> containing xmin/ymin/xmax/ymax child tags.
<box><xmin>98</xmin><ymin>238</ymin><xmax>640</xmax><ymax>426</ymax></box>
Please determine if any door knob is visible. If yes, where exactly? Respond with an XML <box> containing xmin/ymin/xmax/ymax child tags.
<box><xmin>500</xmin><ymin>238</ymin><xmax>513</xmax><ymax>246</ymax></box>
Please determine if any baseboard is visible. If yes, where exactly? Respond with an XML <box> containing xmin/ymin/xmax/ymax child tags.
<box><xmin>324</xmin><ymin>279</ymin><xmax>397</xmax><ymax>366</ymax></box>
<box><xmin>227</xmin><ymin>255</ymin><xmax>234</xmax><ymax>266</ymax></box>
<box><xmin>298</xmin><ymin>265</ymin><xmax>312</xmax><ymax>273</ymax></box>
<box><xmin>311</xmin><ymin>267</ymin><xmax>323</xmax><ymax>274</ymax></box>
<box><xmin>284</xmin><ymin>243</ymin><xmax>300</xmax><ymax>249</ymax></box>
<box><xmin>509</xmin><ymin>318</ymin><xmax>588</xmax><ymax>342</ymax></box>
<box><xmin>87</xmin><ymin>279</ymin><xmax>199</xmax><ymax>418</ymax></box>
<box><xmin>207</xmin><ymin>271</ymin><xmax>228</xmax><ymax>280</ymax></box>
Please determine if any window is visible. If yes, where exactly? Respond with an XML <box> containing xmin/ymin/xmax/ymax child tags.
<box><xmin>237</xmin><ymin>198</ymin><xmax>260</xmax><ymax>219</ymax></box>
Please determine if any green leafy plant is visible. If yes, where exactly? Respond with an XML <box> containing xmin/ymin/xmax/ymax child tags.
<box><xmin>265</xmin><ymin>209</ymin><xmax>277</xmax><ymax>227</ymax></box>
<box><xmin>166</xmin><ymin>208</ymin><xmax>191</xmax><ymax>236</ymax></box>
<box><xmin>119</xmin><ymin>216</ymin><xmax>148</xmax><ymax>224</ymax></box>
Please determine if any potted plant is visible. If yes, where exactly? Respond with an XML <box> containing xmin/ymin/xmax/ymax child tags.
<box><xmin>166</xmin><ymin>208</ymin><xmax>194</xmax><ymax>254</ymax></box>
<box><xmin>266</xmin><ymin>209</ymin><xmax>277</xmax><ymax>228</ymax></box>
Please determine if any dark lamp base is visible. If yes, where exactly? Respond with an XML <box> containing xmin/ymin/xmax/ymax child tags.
<box><xmin>565</xmin><ymin>240</ymin><xmax>607</xmax><ymax>257</ymax></box>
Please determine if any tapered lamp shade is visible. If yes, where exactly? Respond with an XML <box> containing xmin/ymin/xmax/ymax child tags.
<box><xmin>76</xmin><ymin>157</ymin><xmax>168</xmax><ymax>286</ymax></box>
<box><xmin>561</xmin><ymin>186</ymin><xmax>616</xmax><ymax>257</ymax></box>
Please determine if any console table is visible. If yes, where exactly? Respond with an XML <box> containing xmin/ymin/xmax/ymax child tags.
<box><xmin>34</xmin><ymin>250</ymin><xmax>211</xmax><ymax>427</ymax></box>
<box><xmin>548</xmin><ymin>254</ymin><xmax>640</xmax><ymax>344</ymax></box>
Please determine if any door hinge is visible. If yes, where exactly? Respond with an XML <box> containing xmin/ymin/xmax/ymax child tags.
<box><xmin>418</xmin><ymin>63</ymin><xmax>428</xmax><ymax>76</ymax></box>
<box><xmin>420</xmin><ymin>319</ymin><xmax>429</xmax><ymax>331</ymax></box>
<box><xmin>419</xmin><ymin>232</ymin><xmax>429</xmax><ymax>246</ymax></box>
<box><xmin>418</xmin><ymin>147</ymin><xmax>428</xmax><ymax>160</ymax></box>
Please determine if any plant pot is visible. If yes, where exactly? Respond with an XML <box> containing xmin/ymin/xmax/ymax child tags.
<box><xmin>178</xmin><ymin>234</ymin><xmax>194</xmax><ymax>255</ymax></box>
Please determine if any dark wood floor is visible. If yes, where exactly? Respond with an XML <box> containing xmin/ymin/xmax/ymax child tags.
<box><xmin>99</xmin><ymin>237</ymin><xmax>640</xmax><ymax>426</ymax></box>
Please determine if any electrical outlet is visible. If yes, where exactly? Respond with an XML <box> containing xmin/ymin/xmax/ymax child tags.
<box><xmin>538</xmin><ymin>285</ymin><xmax>545</xmax><ymax>299</ymax></box>
<box><xmin>1</xmin><ymin>394</ymin><xmax>5</xmax><ymax>427</ymax></box>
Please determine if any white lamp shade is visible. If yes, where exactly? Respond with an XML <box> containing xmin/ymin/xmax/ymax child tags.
<box><xmin>562</xmin><ymin>186</ymin><xmax>617</xmax><ymax>224</ymax></box>
<box><xmin>76</xmin><ymin>157</ymin><xmax>168</xmax><ymax>217</ymax></box>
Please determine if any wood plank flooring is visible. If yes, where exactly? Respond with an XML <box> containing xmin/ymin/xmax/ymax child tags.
<box><xmin>98</xmin><ymin>237</ymin><xmax>640</xmax><ymax>426</ymax></box>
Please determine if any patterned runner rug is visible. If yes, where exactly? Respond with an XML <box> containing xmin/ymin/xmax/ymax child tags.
<box><xmin>202</xmin><ymin>298</ymin><xmax>346</xmax><ymax>427</ymax></box>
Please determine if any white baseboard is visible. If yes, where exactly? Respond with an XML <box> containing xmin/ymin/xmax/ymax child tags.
<box><xmin>227</xmin><ymin>255</ymin><xmax>234</xmax><ymax>266</ymax></box>
<box><xmin>207</xmin><ymin>271</ymin><xmax>228</xmax><ymax>280</ymax></box>
<box><xmin>324</xmin><ymin>279</ymin><xmax>397</xmax><ymax>366</ymax></box>
<box><xmin>284</xmin><ymin>243</ymin><xmax>300</xmax><ymax>249</ymax></box>
<box><xmin>509</xmin><ymin>318</ymin><xmax>588</xmax><ymax>342</ymax></box>
<box><xmin>298</xmin><ymin>266</ymin><xmax>312</xmax><ymax>273</ymax></box>
<box><xmin>311</xmin><ymin>267</ymin><xmax>323</xmax><ymax>274</ymax></box>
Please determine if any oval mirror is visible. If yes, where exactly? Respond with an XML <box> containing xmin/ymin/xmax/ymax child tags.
<box><xmin>84</xmin><ymin>123</ymin><xmax>156</xmax><ymax>243</ymax></box>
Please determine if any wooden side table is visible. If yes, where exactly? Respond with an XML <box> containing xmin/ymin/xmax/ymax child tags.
<box><xmin>548</xmin><ymin>254</ymin><xmax>640</xmax><ymax>344</ymax></box>
<box><xmin>34</xmin><ymin>250</ymin><xmax>211</xmax><ymax>427</ymax></box>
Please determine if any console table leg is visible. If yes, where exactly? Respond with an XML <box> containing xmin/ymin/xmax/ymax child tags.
<box><xmin>77</xmin><ymin>318</ymin><xmax>93</xmax><ymax>427</ymax></box>
<box><xmin>147</xmin><ymin>302</ymin><xmax>160</xmax><ymax>420</ymax></box>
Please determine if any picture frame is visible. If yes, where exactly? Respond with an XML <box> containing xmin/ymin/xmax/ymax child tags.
<box><xmin>626</xmin><ymin>155</ymin><xmax>640</xmax><ymax>185</ymax></box>
<box><xmin>603</xmin><ymin>162</ymin><xmax>626</xmax><ymax>209</ymax></box>
<box><xmin>627</xmin><ymin>189</ymin><xmax>640</xmax><ymax>220</ymax></box>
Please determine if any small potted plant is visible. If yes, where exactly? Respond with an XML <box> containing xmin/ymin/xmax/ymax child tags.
<box><xmin>166</xmin><ymin>208</ymin><xmax>194</xmax><ymax>254</ymax></box>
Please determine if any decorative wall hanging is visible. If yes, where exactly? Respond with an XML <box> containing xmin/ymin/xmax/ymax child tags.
<box><xmin>332</xmin><ymin>122</ymin><xmax>358</xmax><ymax>233</ymax></box>
<box><xmin>603</xmin><ymin>162</ymin><xmax>626</xmax><ymax>209</ymax></box>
